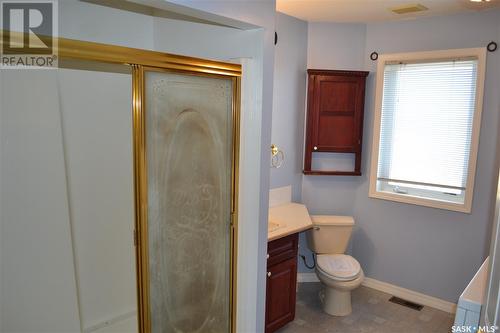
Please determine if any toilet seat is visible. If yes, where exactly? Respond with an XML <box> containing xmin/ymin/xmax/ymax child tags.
<box><xmin>316</xmin><ymin>254</ymin><xmax>361</xmax><ymax>281</ymax></box>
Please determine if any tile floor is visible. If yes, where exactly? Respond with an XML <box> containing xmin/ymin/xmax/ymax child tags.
<box><xmin>276</xmin><ymin>283</ymin><xmax>454</xmax><ymax>333</ymax></box>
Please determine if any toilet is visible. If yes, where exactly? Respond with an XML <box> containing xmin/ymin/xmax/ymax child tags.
<box><xmin>306</xmin><ymin>215</ymin><xmax>364</xmax><ymax>316</ymax></box>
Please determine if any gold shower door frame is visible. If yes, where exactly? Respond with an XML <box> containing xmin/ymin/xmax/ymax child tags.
<box><xmin>1</xmin><ymin>32</ymin><xmax>241</xmax><ymax>333</ymax></box>
<box><xmin>133</xmin><ymin>65</ymin><xmax>241</xmax><ymax>333</ymax></box>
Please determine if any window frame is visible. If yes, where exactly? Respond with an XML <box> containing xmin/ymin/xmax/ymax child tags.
<box><xmin>368</xmin><ymin>47</ymin><xmax>487</xmax><ymax>213</ymax></box>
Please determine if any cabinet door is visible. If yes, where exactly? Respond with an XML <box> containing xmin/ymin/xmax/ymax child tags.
<box><xmin>311</xmin><ymin>75</ymin><xmax>364</xmax><ymax>152</ymax></box>
<box><xmin>265</xmin><ymin>259</ymin><xmax>297</xmax><ymax>333</ymax></box>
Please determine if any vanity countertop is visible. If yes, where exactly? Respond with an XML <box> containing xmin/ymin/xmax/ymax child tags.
<box><xmin>268</xmin><ymin>202</ymin><xmax>313</xmax><ymax>241</ymax></box>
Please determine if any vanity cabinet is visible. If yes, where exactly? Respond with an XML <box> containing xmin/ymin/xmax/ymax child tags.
<box><xmin>304</xmin><ymin>69</ymin><xmax>369</xmax><ymax>175</ymax></box>
<box><xmin>265</xmin><ymin>233</ymin><xmax>298</xmax><ymax>333</ymax></box>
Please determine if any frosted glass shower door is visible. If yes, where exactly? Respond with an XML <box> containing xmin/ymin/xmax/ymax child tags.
<box><xmin>144</xmin><ymin>69</ymin><xmax>236</xmax><ymax>333</ymax></box>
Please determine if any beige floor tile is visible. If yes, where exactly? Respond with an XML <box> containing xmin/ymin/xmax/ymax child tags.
<box><xmin>276</xmin><ymin>283</ymin><xmax>454</xmax><ymax>333</ymax></box>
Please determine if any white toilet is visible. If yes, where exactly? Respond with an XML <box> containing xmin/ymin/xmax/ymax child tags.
<box><xmin>306</xmin><ymin>215</ymin><xmax>364</xmax><ymax>316</ymax></box>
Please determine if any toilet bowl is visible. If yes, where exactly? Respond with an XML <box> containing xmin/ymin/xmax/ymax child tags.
<box><xmin>316</xmin><ymin>254</ymin><xmax>364</xmax><ymax>316</ymax></box>
<box><xmin>306</xmin><ymin>215</ymin><xmax>364</xmax><ymax>316</ymax></box>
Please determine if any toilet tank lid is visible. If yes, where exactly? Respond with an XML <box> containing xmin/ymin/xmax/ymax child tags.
<box><xmin>311</xmin><ymin>215</ymin><xmax>355</xmax><ymax>226</ymax></box>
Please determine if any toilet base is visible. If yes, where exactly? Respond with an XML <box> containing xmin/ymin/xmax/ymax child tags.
<box><xmin>319</xmin><ymin>287</ymin><xmax>352</xmax><ymax>316</ymax></box>
<box><xmin>315</xmin><ymin>269</ymin><xmax>364</xmax><ymax>317</ymax></box>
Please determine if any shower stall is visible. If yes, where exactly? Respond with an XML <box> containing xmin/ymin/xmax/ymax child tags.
<box><xmin>1</xmin><ymin>35</ymin><xmax>241</xmax><ymax>333</ymax></box>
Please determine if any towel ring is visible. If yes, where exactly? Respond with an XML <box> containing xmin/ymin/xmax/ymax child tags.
<box><xmin>271</xmin><ymin>144</ymin><xmax>285</xmax><ymax>168</ymax></box>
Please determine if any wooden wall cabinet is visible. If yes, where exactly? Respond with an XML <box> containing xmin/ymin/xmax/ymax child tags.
<box><xmin>265</xmin><ymin>234</ymin><xmax>298</xmax><ymax>333</ymax></box>
<box><xmin>304</xmin><ymin>69</ymin><xmax>369</xmax><ymax>176</ymax></box>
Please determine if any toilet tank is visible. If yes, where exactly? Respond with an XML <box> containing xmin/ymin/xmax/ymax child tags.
<box><xmin>306</xmin><ymin>215</ymin><xmax>355</xmax><ymax>254</ymax></box>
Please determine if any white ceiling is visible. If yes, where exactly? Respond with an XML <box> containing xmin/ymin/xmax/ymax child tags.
<box><xmin>276</xmin><ymin>0</ymin><xmax>500</xmax><ymax>23</ymax></box>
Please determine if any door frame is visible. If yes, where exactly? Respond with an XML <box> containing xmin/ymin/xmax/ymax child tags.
<box><xmin>0</xmin><ymin>30</ymin><xmax>242</xmax><ymax>333</ymax></box>
<box><xmin>482</xmin><ymin>169</ymin><xmax>500</xmax><ymax>327</ymax></box>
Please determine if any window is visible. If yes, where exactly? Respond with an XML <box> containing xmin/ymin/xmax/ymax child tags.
<box><xmin>369</xmin><ymin>48</ymin><xmax>487</xmax><ymax>213</ymax></box>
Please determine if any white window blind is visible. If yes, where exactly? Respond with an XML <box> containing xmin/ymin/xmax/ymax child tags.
<box><xmin>376</xmin><ymin>58</ymin><xmax>478</xmax><ymax>202</ymax></box>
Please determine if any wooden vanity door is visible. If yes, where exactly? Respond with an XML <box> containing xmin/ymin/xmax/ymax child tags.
<box><xmin>265</xmin><ymin>234</ymin><xmax>299</xmax><ymax>333</ymax></box>
<box><xmin>265</xmin><ymin>259</ymin><xmax>297</xmax><ymax>333</ymax></box>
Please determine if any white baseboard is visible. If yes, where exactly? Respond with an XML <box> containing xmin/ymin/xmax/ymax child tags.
<box><xmin>297</xmin><ymin>273</ymin><xmax>456</xmax><ymax>314</ymax></box>
<box><xmin>362</xmin><ymin>277</ymin><xmax>457</xmax><ymax>314</ymax></box>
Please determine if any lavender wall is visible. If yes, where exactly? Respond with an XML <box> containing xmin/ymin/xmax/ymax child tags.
<box><xmin>300</xmin><ymin>10</ymin><xmax>500</xmax><ymax>302</ymax></box>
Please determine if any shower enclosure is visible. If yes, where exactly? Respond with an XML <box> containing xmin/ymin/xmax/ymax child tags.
<box><xmin>133</xmin><ymin>64</ymin><xmax>240</xmax><ymax>332</ymax></box>
<box><xmin>5</xmin><ymin>34</ymin><xmax>241</xmax><ymax>333</ymax></box>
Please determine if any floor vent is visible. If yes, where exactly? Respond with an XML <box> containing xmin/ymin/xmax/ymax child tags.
<box><xmin>389</xmin><ymin>296</ymin><xmax>424</xmax><ymax>311</ymax></box>
<box><xmin>390</xmin><ymin>4</ymin><xmax>428</xmax><ymax>15</ymax></box>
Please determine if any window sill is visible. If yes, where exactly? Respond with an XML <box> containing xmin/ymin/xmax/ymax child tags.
<box><xmin>368</xmin><ymin>190</ymin><xmax>472</xmax><ymax>213</ymax></box>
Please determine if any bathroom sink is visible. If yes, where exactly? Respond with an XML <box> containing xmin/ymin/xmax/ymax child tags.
<box><xmin>268</xmin><ymin>202</ymin><xmax>312</xmax><ymax>241</ymax></box>
<box><xmin>268</xmin><ymin>221</ymin><xmax>286</xmax><ymax>233</ymax></box>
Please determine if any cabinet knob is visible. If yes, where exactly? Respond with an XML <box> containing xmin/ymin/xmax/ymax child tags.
<box><xmin>313</xmin><ymin>146</ymin><xmax>318</xmax><ymax>151</ymax></box>
<box><xmin>266</xmin><ymin>253</ymin><xmax>270</xmax><ymax>259</ymax></box>
<box><xmin>267</xmin><ymin>272</ymin><xmax>272</xmax><ymax>277</ymax></box>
